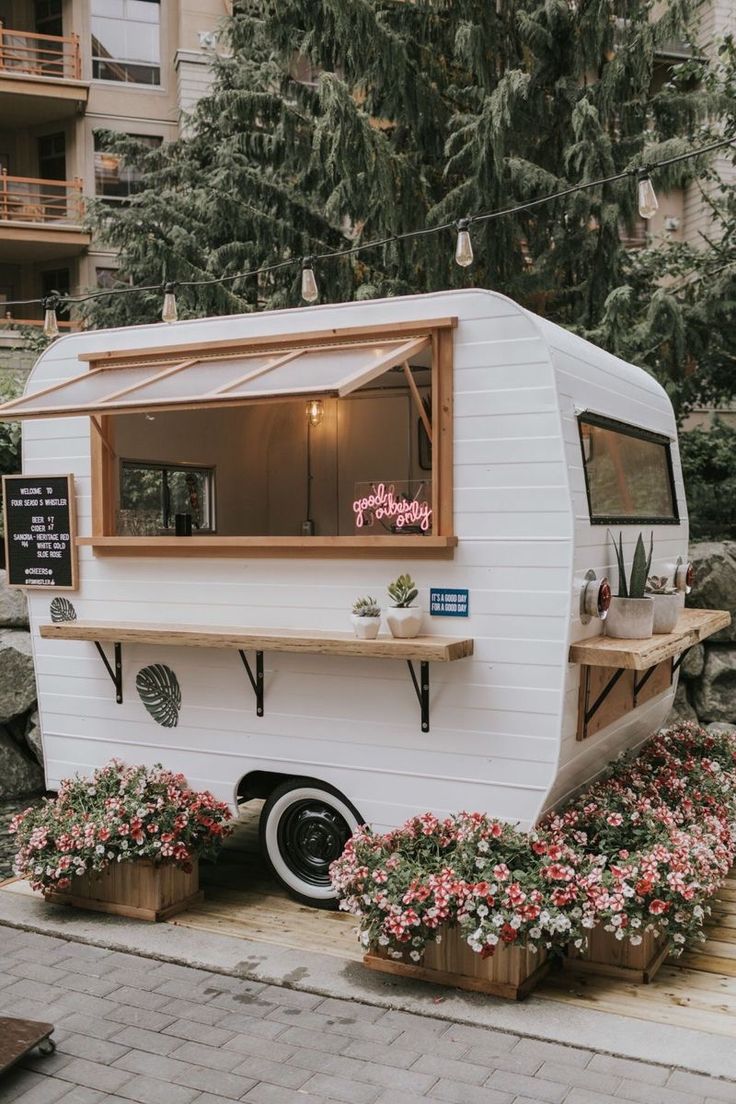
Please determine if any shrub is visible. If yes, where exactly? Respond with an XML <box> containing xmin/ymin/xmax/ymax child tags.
<box><xmin>680</xmin><ymin>421</ymin><xmax>736</xmax><ymax>541</ymax></box>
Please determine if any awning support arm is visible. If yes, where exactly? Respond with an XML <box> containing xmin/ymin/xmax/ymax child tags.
<box><xmin>239</xmin><ymin>650</ymin><xmax>264</xmax><ymax>717</ymax></box>
<box><xmin>95</xmin><ymin>641</ymin><xmax>122</xmax><ymax>704</ymax></box>
<box><xmin>402</xmin><ymin>362</ymin><xmax>432</xmax><ymax>444</ymax></box>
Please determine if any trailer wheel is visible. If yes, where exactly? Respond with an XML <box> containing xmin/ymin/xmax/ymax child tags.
<box><xmin>259</xmin><ymin>779</ymin><xmax>362</xmax><ymax>908</ymax></box>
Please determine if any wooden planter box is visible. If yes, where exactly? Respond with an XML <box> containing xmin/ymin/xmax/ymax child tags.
<box><xmin>364</xmin><ymin>926</ymin><xmax>549</xmax><ymax>1000</ymax></box>
<box><xmin>564</xmin><ymin>925</ymin><xmax>668</xmax><ymax>984</ymax></box>
<box><xmin>44</xmin><ymin>858</ymin><xmax>203</xmax><ymax>921</ymax></box>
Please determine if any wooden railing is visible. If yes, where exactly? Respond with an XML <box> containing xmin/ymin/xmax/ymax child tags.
<box><xmin>0</xmin><ymin>317</ymin><xmax>76</xmax><ymax>330</ymax></box>
<box><xmin>0</xmin><ymin>24</ymin><xmax>81</xmax><ymax>81</ymax></box>
<box><xmin>0</xmin><ymin>172</ymin><xmax>84</xmax><ymax>225</ymax></box>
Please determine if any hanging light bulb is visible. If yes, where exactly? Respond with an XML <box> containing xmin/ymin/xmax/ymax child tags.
<box><xmin>637</xmin><ymin>173</ymin><xmax>659</xmax><ymax>220</ymax></box>
<box><xmin>42</xmin><ymin>293</ymin><xmax>60</xmax><ymax>339</ymax></box>
<box><xmin>306</xmin><ymin>398</ymin><xmax>324</xmax><ymax>427</ymax></box>
<box><xmin>161</xmin><ymin>282</ymin><xmax>178</xmax><ymax>323</ymax></box>
<box><xmin>301</xmin><ymin>257</ymin><xmax>319</xmax><ymax>303</ymax></box>
<box><xmin>454</xmin><ymin>218</ymin><xmax>474</xmax><ymax>267</ymax></box>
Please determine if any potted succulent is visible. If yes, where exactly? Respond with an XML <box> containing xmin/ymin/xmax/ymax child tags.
<box><xmin>385</xmin><ymin>573</ymin><xmax>423</xmax><ymax>639</ymax></box>
<box><xmin>351</xmin><ymin>595</ymin><xmax>381</xmax><ymax>639</ymax></box>
<box><xmin>646</xmin><ymin>575</ymin><xmax>684</xmax><ymax>634</ymax></box>
<box><xmin>606</xmin><ymin>532</ymin><xmax>654</xmax><ymax>639</ymax></box>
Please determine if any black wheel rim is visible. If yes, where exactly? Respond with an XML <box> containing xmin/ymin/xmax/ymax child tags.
<box><xmin>277</xmin><ymin>799</ymin><xmax>351</xmax><ymax>886</ymax></box>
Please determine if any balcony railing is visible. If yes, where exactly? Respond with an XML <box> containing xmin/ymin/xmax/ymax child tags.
<box><xmin>0</xmin><ymin>317</ymin><xmax>76</xmax><ymax>330</ymax></box>
<box><xmin>0</xmin><ymin>172</ymin><xmax>84</xmax><ymax>225</ymax></box>
<box><xmin>0</xmin><ymin>24</ymin><xmax>81</xmax><ymax>82</ymax></box>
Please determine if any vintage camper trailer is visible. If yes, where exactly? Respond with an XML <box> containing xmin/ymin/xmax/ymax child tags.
<box><xmin>1</xmin><ymin>289</ymin><xmax>726</xmax><ymax>905</ymax></box>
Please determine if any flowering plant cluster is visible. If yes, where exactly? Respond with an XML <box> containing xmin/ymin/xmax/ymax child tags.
<box><xmin>11</xmin><ymin>760</ymin><xmax>233</xmax><ymax>893</ymax></box>
<box><xmin>331</xmin><ymin>723</ymin><xmax>736</xmax><ymax>961</ymax></box>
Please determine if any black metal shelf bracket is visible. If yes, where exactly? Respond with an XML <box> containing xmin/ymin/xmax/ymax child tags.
<box><xmin>633</xmin><ymin>665</ymin><xmax>657</xmax><ymax>705</ymax></box>
<box><xmin>407</xmin><ymin>660</ymin><xmax>430</xmax><ymax>732</ymax></box>
<box><xmin>239</xmin><ymin>650</ymin><xmax>264</xmax><ymax>717</ymax></box>
<box><xmin>95</xmin><ymin>641</ymin><xmax>123</xmax><ymax>704</ymax></box>
<box><xmin>584</xmin><ymin>666</ymin><xmax>625</xmax><ymax>728</ymax></box>
<box><xmin>672</xmin><ymin>647</ymin><xmax>691</xmax><ymax>676</ymax></box>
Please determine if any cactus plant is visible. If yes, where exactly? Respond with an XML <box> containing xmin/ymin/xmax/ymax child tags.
<box><xmin>387</xmin><ymin>573</ymin><xmax>418</xmax><ymax>608</ymax></box>
<box><xmin>352</xmin><ymin>595</ymin><xmax>381</xmax><ymax>617</ymax></box>
<box><xmin>646</xmin><ymin>575</ymin><xmax>677</xmax><ymax>595</ymax></box>
<box><xmin>610</xmin><ymin>531</ymin><xmax>653</xmax><ymax>599</ymax></box>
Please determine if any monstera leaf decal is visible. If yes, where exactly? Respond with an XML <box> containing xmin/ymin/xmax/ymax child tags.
<box><xmin>136</xmin><ymin>664</ymin><xmax>181</xmax><ymax>728</ymax></box>
<box><xmin>50</xmin><ymin>597</ymin><xmax>77</xmax><ymax>623</ymax></box>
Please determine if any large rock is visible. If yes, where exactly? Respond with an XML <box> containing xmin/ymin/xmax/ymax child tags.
<box><xmin>668</xmin><ymin>681</ymin><xmax>698</xmax><ymax>725</ymax></box>
<box><xmin>24</xmin><ymin>709</ymin><xmax>43</xmax><ymax>765</ymax></box>
<box><xmin>692</xmin><ymin>647</ymin><xmax>736</xmax><ymax>723</ymax></box>
<box><xmin>0</xmin><ymin>629</ymin><xmax>36</xmax><ymax>723</ymax></box>
<box><xmin>679</xmin><ymin>643</ymin><xmax>704</xmax><ymax>680</ymax></box>
<box><xmin>0</xmin><ymin>570</ymin><xmax>28</xmax><ymax>628</ymax></box>
<box><xmin>688</xmin><ymin>542</ymin><xmax>736</xmax><ymax>642</ymax></box>
<box><xmin>707</xmin><ymin>722</ymin><xmax>736</xmax><ymax>737</ymax></box>
<box><xmin>0</xmin><ymin>727</ymin><xmax>43</xmax><ymax>797</ymax></box>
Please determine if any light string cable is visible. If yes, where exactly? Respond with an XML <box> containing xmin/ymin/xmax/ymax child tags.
<box><xmin>4</xmin><ymin>134</ymin><xmax>734</xmax><ymax>320</ymax></box>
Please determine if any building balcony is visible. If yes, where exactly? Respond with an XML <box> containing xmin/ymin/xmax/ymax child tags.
<box><xmin>0</xmin><ymin>173</ymin><xmax>90</xmax><ymax>262</ymax></box>
<box><xmin>0</xmin><ymin>24</ymin><xmax>88</xmax><ymax>124</ymax></box>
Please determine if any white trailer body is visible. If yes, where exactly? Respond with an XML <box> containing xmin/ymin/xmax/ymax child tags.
<box><xmin>2</xmin><ymin>289</ymin><xmax>697</xmax><ymax>903</ymax></box>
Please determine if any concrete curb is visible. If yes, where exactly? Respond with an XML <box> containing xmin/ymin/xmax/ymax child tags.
<box><xmin>0</xmin><ymin>887</ymin><xmax>733</xmax><ymax>1083</ymax></box>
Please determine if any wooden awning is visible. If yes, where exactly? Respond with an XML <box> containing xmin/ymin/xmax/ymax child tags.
<box><xmin>0</xmin><ymin>335</ymin><xmax>430</xmax><ymax>420</ymax></box>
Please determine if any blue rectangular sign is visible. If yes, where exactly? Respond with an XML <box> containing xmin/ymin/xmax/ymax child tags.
<box><xmin>430</xmin><ymin>587</ymin><xmax>469</xmax><ymax>617</ymax></box>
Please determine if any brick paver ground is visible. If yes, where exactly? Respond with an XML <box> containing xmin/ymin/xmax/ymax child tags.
<box><xmin>0</xmin><ymin>929</ymin><xmax>732</xmax><ymax>1104</ymax></box>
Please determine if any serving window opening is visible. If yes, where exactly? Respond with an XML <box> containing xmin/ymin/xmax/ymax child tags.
<box><xmin>578</xmin><ymin>412</ymin><xmax>678</xmax><ymax>526</ymax></box>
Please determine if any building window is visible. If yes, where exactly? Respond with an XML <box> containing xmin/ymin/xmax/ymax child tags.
<box><xmin>91</xmin><ymin>0</ymin><xmax>161</xmax><ymax>86</ymax></box>
<box><xmin>94</xmin><ymin>134</ymin><xmax>160</xmax><ymax>202</ymax></box>
<box><xmin>578</xmin><ymin>413</ymin><xmax>679</xmax><ymax>525</ymax></box>
<box><xmin>118</xmin><ymin>461</ymin><xmax>215</xmax><ymax>535</ymax></box>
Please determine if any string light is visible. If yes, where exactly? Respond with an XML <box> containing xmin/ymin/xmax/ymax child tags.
<box><xmin>306</xmin><ymin>398</ymin><xmax>324</xmax><ymax>426</ymax></box>
<box><xmin>301</xmin><ymin>257</ymin><xmax>319</xmax><ymax>303</ymax></box>
<box><xmin>1</xmin><ymin>136</ymin><xmax>731</xmax><ymax>319</ymax></box>
<box><xmin>637</xmin><ymin>172</ymin><xmax>659</xmax><ymax>220</ymax></box>
<box><xmin>42</xmin><ymin>293</ymin><xmax>60</xmax><ymax>338</ymax></box>
<box><xmin>161</xmin><ymin>282</ymin><xmax>178</xmax><ymax>323</ymax></box>
<box><xmin>454</xmin><ymin>218</ymin><xmax>474</xmax><ymax>267</ymax></box>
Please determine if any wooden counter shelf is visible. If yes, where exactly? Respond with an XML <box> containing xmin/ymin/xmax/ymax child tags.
<box><xmin>76</xmin><ymin>535</ymin><xmax>458</xmax><ymax>559</ymax></box>
<box><xmin>39</xmin><ymin>621</ymin><xmax>474</xmax><ymax>733</ymax></box>
<box><xmin>569</xmin><ymin>608</ymin><xmax>730</xmax><ymax>741</ymax></box>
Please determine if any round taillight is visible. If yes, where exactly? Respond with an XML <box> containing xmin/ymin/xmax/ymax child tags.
<box><xmin>598</xmin><ymin>578</ymin><xmax>612</xmax><ymax>618</ymax></box>
<box><xmin>685</xmin><ymin>563</ymin><xmax>695</xmax><ymax>591</ymax></box>
<box><xmin>674</xmin><ymin>560</ymin><xmax>695</xmax><ymax>594</ymax></box>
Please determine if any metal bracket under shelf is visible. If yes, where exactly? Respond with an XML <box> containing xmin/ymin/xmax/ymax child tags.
<box><xmin>239</xmin><ymin>650</ymin><xmax>264</xmax><ymax>717</ymax></box>
<box><xmin>583</xmin><ymin>666</ymin><xmax>626</xmax><ymax>729</ymax></box>
<box><xmin>94</xmin><ymin>641</ymin><xmax>122</xmax><ymax>704</ymax></box>
<box><xmin>407</xmin><ymin>660</ymin><xmax>430</xmax><ymax>733</ymax></box>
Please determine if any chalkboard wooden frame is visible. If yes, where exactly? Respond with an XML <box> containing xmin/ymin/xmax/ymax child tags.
<box><xmin>2</xmin><ymin>473</ymin><xmax>78</xmax><ymax>591</ymax></box>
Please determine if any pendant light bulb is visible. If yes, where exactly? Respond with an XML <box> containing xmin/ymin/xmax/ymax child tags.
<box><xmin>161</xmin><ymin>282</ymin><xmax>178</xmax><ymax>323</ymax></box>
<box><xmin>306</xmin><ymin>398</ymin><xmax>324</xmax><ymax>427</ymax></box>
<box><xmin>637</xmin><ymin>174</ymin><xmax>659</xmax><ymax>220</ymax></box>
<box><xmin>42</xmin><ymin>293</ymin><xmax>60</xmax><ymax>339</ymax></box>
<box><xmin>301</xmin><ymin>257</ymin><xmax>319</xmax><ymax>303</ymax></box>
<box><xmin>454</xmin><ymin>218</ymin><xmax>474</xmax><ymax>267</ymax></box>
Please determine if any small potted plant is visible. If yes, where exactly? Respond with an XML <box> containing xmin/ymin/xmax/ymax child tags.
<box><xmin>606</xmin><ymin>532</ymin><xmax>654</xmax><ymax>639</ymax></box>
<box><xmin>351</xmin><ymin>595</ymin><xmax>381</xmax><ymax>639</ymax></box>
<box><xmin>646</xmin><ymin>575</ymin><xmax>684</xmax><ymax>634</ymax></box>
<box><xmin>385</xmin><ymin>573</ymin><xmax>423</xmax><ymax>638</ymax></box>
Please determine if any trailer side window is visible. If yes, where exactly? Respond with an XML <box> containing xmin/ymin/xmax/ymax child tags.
<box><xmin>578</xmin><ymin>413</ymin><xmax>678</xmax><ymax>525</ymax></box>
<box><xmin>118</xmin><ymin>461</ymin><xmax>214</xmax><ymax>534</ymax></box>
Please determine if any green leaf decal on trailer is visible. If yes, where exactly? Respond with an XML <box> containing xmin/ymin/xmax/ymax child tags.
<box><xmin>136</xmin><ymin>664</ymin><xmax>181</xmax><ymax>728</ymax></box>
<box><xmin>50</xmin><ymin>597</ymin><xmax>77</xmax><ymax>622</ymax></box>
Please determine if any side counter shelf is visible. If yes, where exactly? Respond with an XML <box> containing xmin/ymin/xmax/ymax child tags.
<box><xmin>568</xmin><ymin>608</ymin><xmax>730</xmax><ymax>741</ymax></box>
<box><xmin>38</xmin><ymin>622</ymin><xmax>475</xmax><ymax>733</ymax></box>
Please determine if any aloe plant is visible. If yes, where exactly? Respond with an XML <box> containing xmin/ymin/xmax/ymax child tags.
<box><xmin>387</xmin><ymin>573</ymin><xmax>418</xmax><ymax>608</ymax></box>
<box><xmin>352</xmin><ymin>595</ymin><xmax>381</xmax><ymax>617</ymax></box>
<box><xmin>610</xmin><ymin>532</ymin><xmax>653</xmax><ymax>599</ymax></box>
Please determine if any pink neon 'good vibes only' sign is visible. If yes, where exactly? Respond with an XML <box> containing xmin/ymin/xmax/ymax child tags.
<box><xmin>353</xmin><ymin>482</ymin><xmax>432</xmax><ymax>532</ymax></box>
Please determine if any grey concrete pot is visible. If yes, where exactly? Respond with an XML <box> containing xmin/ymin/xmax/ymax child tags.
<box><xmin>605</xmin><ymin>596</ymin><xmax>654</xmax><ymax>639</ymax></box>
<box><xmin>650</xmin><ymin>592</ymin><xmax>684</xmax><ymax>634</ymax></box>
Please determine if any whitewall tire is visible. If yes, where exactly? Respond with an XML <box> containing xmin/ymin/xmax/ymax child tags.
<box><xmin>259</xmin><ymin>779</ymin><xmax>362</xmax><ymax>908</ymax></box>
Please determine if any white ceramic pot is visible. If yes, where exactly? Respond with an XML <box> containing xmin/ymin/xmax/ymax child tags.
<box><xmin>385</xmin><ymin>606</ymin><xmax>423</xmax><ymax>639</ymax></box>
<box><xmin>650</xmin><ymin>592</ymin><xmax>683</xmax><ymax>634</ymax></box>
<box><xmin>605</xmin><ymin>597</ymin><xmax>654</xmax><ymax>639</ymax></box>
<box><xmin>350</xmin><ymin>614</ymin><xmax>381</xmax><ymax>639</ymax></box>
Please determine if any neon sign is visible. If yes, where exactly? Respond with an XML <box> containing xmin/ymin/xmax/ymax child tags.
<box><xmin>353</xmin><ymin>481</ymin><xmax>432</xmax><ymax>533</ymax></box>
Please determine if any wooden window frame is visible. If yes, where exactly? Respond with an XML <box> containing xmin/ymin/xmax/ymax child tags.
<box><xmin>84</xmin><ymin>319</ymin><xmax>457</xmax><ymax>558</ymax></box>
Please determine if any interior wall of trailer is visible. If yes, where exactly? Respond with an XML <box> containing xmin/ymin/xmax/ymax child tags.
<box><xmin>112</xmin><ymin>384</ymin><xmax>429</xmax><ymax>537</ymax></box>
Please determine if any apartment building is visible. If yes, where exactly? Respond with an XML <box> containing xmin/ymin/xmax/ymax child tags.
<box><xmin>0</xmin><ymin>0</ymin><xmax>227</xmax><ymax>331</ymax></box>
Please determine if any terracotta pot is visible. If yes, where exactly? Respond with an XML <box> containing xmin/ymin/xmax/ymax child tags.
<box><xmin>385</xmin><ymin>606</ymin><xmax>423</xmax><ymax>638</ymax></box>
<box><xmin>350</xmin><ymin>613</ymin><xmax>381</xmax><ymax>639</ymax></box>
<box><xmin>605</xmin><ymin>596</ymin><xmax>654</xmax><ymax>639</ymax></box>
<box><xmin>650</xmin><ymin>592</ymin><xmax>684</xmax><ymax>634</ymax></box>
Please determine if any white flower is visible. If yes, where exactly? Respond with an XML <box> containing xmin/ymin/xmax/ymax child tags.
<box><xmin>475</xmin><ymin>858</ymin><xmax>485</xmax><ymax>869</ymax></box>
<box><xmin>477</xmin><ymin>905</ymin><xmax>488</xmax><ymax>918</ymax></box>
<box><xmin>378</xmin><ymin>934</ymin><xmax>389</xmax><ymax>946</ymax></box>
<box><xmin>410</xmin><ymin>950</ymin><xmax>422</xmax><ymax>962</ymax></box>
<box><xmin>615</xmin><ymin>929</ymin><xmax>625</xmax><ymax>941</ymax></box>
<box><xmin>478</xmin><ymin>840</ymin><xmax>489</xmax><ymax>853</ymax></box>
<box><xmin>629</xmin><ymin>934</ymin><xmax>642</xmax><ymax>946</ymax></box>
<box><xmin>530</xmin><ymin>927</ymin><xmax>541</xmax><ymax>940</ymax></box>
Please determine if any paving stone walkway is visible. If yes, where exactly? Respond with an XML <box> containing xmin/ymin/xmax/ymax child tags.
<box><xmin>0</xmin><ymin>929</ymin><xmax>733</xmax><ymax>1104</ymax></box>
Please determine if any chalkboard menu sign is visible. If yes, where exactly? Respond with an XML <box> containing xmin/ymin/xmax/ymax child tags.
<box><xmin>2</xmin><ymin>474</ymin><xmax>78</xmax><ymax>590</ymax></box>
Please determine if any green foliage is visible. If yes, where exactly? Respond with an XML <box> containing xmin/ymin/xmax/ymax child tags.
<box><xmin>352</xmin><ymin>595</ymin><xmax>381</xmax><ymax>617</ymax></box>
<box><xmin>387</xmin><ymin>573</ymin><xmax>418</xmax><ymax>608</ymax></box>
<box><xmin>679</xmin><ymin>420</ymin><xmax>736</xmax><ymax>540</ymax></box>
<box><xmin>83</xmin><ymin>0</ymin><xmax>708</xmax><ymax>338</ymax></box>
<box><xmin>610</xmin><ymin>531</ymin><xmax>653</xmax><ymax>599</ymax></box>
<box><xmin>0</xmin><ymin>375</ymin><xmax>21</xmax><ymax>478</ymax></box>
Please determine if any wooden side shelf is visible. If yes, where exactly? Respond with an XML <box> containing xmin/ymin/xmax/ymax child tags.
<box><xmin>569</xmin><ymin>608</ymin><xmax>730</xmax><ymax>670</ymax></box>
<box><xmin>39</xmin><ymin>621</ymin><xmax>474</xmax><ymax>732</ymax></box>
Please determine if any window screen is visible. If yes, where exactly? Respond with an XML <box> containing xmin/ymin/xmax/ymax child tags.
<box><xmin>578</xmin><ymin>413</ymin><xmax>678</xmax><ymax>525</ymax></box>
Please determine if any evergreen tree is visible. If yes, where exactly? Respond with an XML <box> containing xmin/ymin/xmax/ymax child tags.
<box><xmin>86</xmin><ymin>0</ymin><xmax>712</xmax><ymax>338</ymax></box>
